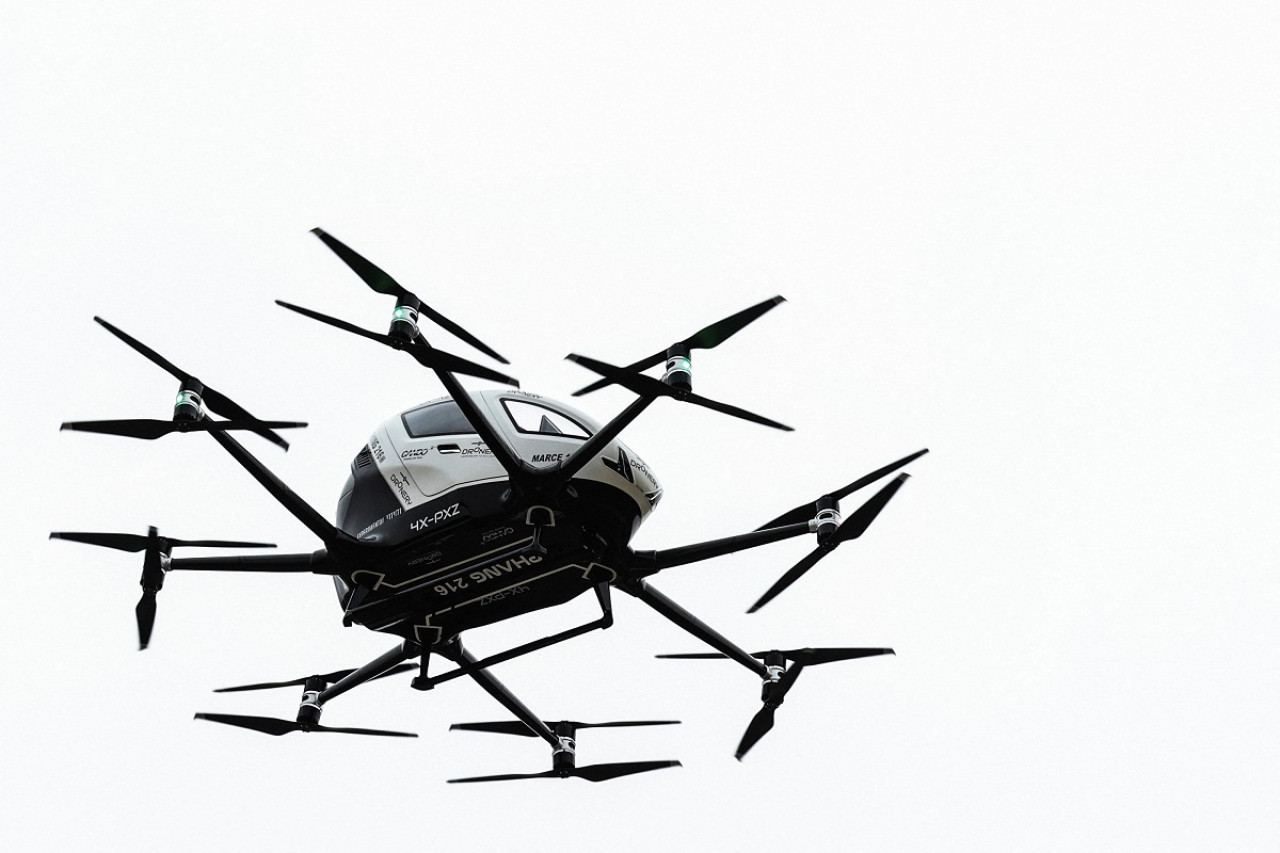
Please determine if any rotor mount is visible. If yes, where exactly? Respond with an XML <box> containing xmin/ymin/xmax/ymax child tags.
<box><xmin>173</xmin><ymin>378</ymin><xmax>205</xmax><ymax>422</ymax></box>
<box><xmin>296</xmin><ymin>675</ymin><xmax>326</xmax><ymax>729</ymax></box>
<box><xmin>552</xmin><ymin>721</ymin><xmax>579</xmax><ymax>775</ymax></box>
<box><xmin>388</xmin><ymin>296</ymin><xmax>421</xmax><ymax>344</ymax></box>
<box><xmin>813</xmin><ymin>494</ymin><xmax>842</xmax><ymax>544</ymax></box>
<box><xmin>662</xmin><ymin>343</ymin><xmax>692</xmax><ymax>394</ymax></box>
<box><xmin>760</xmin><ymin>650</ymin><xmax>788</xmax><ymax>706</ymax></box>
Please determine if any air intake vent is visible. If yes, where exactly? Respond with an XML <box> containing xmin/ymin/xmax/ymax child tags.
<box><xmin>354</xmin><ymin>446</ymin><xmax>375</xmax><ymax>470</ymax></box>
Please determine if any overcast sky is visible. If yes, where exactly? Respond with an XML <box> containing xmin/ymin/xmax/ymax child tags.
<box><xmin>3</xmin><ymin>3</ymin><xmax>1277</xmax><ymax>850</ymax></box>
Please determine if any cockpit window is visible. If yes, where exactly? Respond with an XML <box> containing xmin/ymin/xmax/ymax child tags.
<box><xmin>500</xmin><ymin>399</ymin><xmax>592</xmax><ymax>439</ymax></box>
<box><xmin>402</xmin><ymin>401</ymin><xmax>476</xmax><ymax>438</ymax></box>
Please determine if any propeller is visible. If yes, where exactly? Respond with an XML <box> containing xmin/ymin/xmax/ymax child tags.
<box><xmin>566</xmin><ymin>353</ymin><xmax>792</xmax><ymax>431</ymax></box>
<box><xmin>656</xmin><ymin>648</ymin><xmax>895</xmax><ymax>664</ymax></box>
<box><xmin>194</xmin><ymin>712</ymin><xmax>416</xmax><ymax>738</ymax></box>
<box><xmin>655</xmin><ymin>648</ymin><xmax>895</xmax><ymax>759</ymax></box>
<box><xmin>448</xmin><ymin>760</ymin><xmax>680</xmax><ymax>784</ymax></box>
<box><xmin>450</xmin><ymin>720</ymin><xmax>680</xmax><ymax>736</ymax></box>
<box><xmin>214</xmin><ymin>663</ymin><xmax>417</xmax><ymax>693</ymax></box>
<box><xmin>735</xmin><ymin>662</ymin><xmax>805</xmax><ymax>760</ymax></box>
<box><xmin>49</xmin><ymin>531</ymin><xmax>273</xmax><ymax>552</ymax></box>
<box><xmin>275</xmin><ymin>300</ymin><xmax>519</xmax><ymax>387</ymax></box>
<box><xmin>50</xmin><ymin>527</ymin><xmax>274</xmax><ymax>649</ymax></box>
<box><xmin>59</xmin><ymin>418</ymin><xmax>306</xmax><ymax>441</ymax></box>
<box><xmin>310</xmin><ymin>227</ymin><xmax>509</xmax><ymax>364</ymax></box>
<box><xmin>92</xmin><ymin>317</ymin><xmax>296</xmax><ymax>450</ymax></box>
<box><xmin>449</xmin><ymin>718</ymin><xmax>681</xmax><ymax>783</ymax></box>
<box><xmin>757</xmin><ymin>448</ymin><xmax>929</xmax><ymax>530</ymax></box>
<box><xmin>573</xmin><ymin>296</ymin><xmax>785</xmax><ymax>396</ymax></box>
<box><xmin>748</xmin><ymin>473</ymin><xmax>911</xmax><ymax>613</ymax></box>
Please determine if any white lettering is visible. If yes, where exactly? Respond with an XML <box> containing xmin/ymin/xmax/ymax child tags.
<box><xmin>409</xmin><ymin>502</ymin><xmax>461</xmax><ymax>533</ymax></box>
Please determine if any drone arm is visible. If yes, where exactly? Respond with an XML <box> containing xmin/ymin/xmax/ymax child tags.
<box><xmin>428</xmin><ymin>366</ymin><xmax>534</xmax><ymax>487</ymax></box>
<box><xmin>169</xmin><ymin>550</ymin><xmax>333</xmax><ymax>574</ymax></box>
<box><xmin>437</xmin><ymin>638</ymin><xmax>559</xmax><ymax>748</ymax></box>
<box><xmin>627</xmin><ymin>522</ymin><xmax>813</xmax><ymax>577</ymax></box>
<box><xmin>429</xmin><ymin>356</ymin><xmax>659</xmax><ymax>498</ymax></box>
<box><xmin>317</xmin><ymin>641</ymin><xmax>421</xmax><ymax>706</ymax></box>
<box><xmin>207</xmin><ymin>426</ymin><xmax>346</xmax><ymax>547</ymax></box>
<box><xmin>625</xmin><ymin>580</ymin><xmax>767</xmax><ymax>678</ymax></box>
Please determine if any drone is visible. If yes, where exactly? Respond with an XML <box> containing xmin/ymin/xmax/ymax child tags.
<box><xmin>52</xmin><ymin>228</ymin><xmax>927</xmax><ymax>783</ymax></box>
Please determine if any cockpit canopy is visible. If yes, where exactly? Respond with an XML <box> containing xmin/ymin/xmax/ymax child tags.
<box><xmin>402</xmin><ymin>397</ymin><xmax>594</xmax><ymax>441</ymax></box>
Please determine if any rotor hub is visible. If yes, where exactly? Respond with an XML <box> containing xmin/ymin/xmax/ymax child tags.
<box><xmin>388</xmin><ymin>297</ymin><xmax>421</xmax><ymax>343</ymax></box>
<box><xmin>813</xmin><ymin>495</ymin><xmax>842</xmax><ymax>542</ymax></box>
<box><xmin>296</xmin><ymin>676</ymin><xmax>326</xmax><ymax>727</ymax></box>
<box><xmin>173</xmin><ymin>379</ymin><xmax>205</xmax><ymax>422</ymax></box>
<box><xmin>760</xmin><ymin>651</ymin><xmax>789</xmax><ymax>704</ymax></box>
<box><xmin>662</xmin><ymin>343</ymin><xmax>692</xmax><ymax>393</ymax></box>
<box><xmin>552</xmin><ymin>722</ymin><xmax>579</xmax><ymax>772</ymax></box>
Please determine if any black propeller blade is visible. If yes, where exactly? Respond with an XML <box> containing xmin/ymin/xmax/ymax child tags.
<box><xmin>448</xmin><ymin>760</ymin><xmax>681</xmax><ymax>784</ymax></box>
<box><xmin>275</xmin><ymin>300</ymin><xmax>519</xmax><ymax>387</ymax></box>
<box><xmin>59</xmin><ymin>418</ymin><xmax>307</xmax><ymax>441</ymax></box>
<box><xmin>50</xmin><ymin>531</ymin><xmax>274</xmax><ymax>552</ymax></box>
<box><xmin>310</xmin><ymin>227</ymin><xmax>509</xmax><ymax>364</ymax></box>
<box><xmin>50</xmin><ymin>528</ymin><xmax>275</xmax><ymax>649</ymax></box>
<box><xmin>657</xmin><ymin>648</ymin><xmax>895</xmax><ymax>664</ymax></box>
<box><xmin>93</xmin><ymin>317</ymin><xmax>295</xmax><ymax>450</ymax></box>
<box><xmin>735</xmin><ymin>663</ymin><xmax>805</xmax><ymax>761</ymax></box>
<box><xmin>566</xmin><ymin>353</ymin><xmax>792</xmax><ymax>431</ymax></box>
<box><xmin>194</xmin><ymin>712</ymin><xmax>417</xmax><ymax>738</ymax></box>
<box><xmin>748</xmin><ymin>473</ymin><xmax>911</xmax><ymax>613</ymax></box>
<box><xmin>214</xmin><ymin>663</ymin><xmax>417</xmax><ymax>693</ymax></box>
<box><xmin>758</xmin><ymin>448</ymin><xmax>929</xmax><ymax>530</ymax></box>
<box><xmin>135</xmin><ymin>591</ymin><xmax>158</xmax><ymax>650</ymax></box>
<box><xmin>573</xmin><ymin>296</ymin><xmax>784</xmax><ymax>396</ymax></box>
<box><xmin>450</xmin><ymin>720</ymin><xmax>680</xmax><ymax>737</ymax></box>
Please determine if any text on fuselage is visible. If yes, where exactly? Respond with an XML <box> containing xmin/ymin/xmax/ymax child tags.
<box><xmin>432</xmin><ymin>553</ymin><xmax>542</xmax><ymax>596</ymax></box>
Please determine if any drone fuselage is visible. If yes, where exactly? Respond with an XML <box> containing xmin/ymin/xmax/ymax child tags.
<box><xmin>332</xmin><ymin>389</ymin><xmax>662</xmax><ymax>644</ymax></box>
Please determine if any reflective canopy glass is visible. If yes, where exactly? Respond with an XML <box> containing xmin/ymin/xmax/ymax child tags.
<box><xmin>500</xmin><ymin>399</ymin><xmax>591</xmax><ymax>438</ymax></box>
<box><xmin>402</xmin><ymin>400</ymin><xmax>476</xmax><ymax>438</ymax></box>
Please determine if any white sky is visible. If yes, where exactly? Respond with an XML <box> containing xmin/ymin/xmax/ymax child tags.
<box><xmin>3</xmin><ymin>2</ymin><xmax>1277</xmax><ymax>850</ymax></box>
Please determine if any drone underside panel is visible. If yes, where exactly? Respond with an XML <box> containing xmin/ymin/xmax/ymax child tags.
<box><xmin>336</xmin><ymin>476</ymin><xmax>639</xmax><ymax>642</ymax></box>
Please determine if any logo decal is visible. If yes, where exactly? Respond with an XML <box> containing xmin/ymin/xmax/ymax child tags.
<box><xmin>604</xmin><ymin>448</ymin><xmax>635</xmax><ymax>484</ymax></box>
<box><xmin>532</xmin><ymin>452</ymin><xmax>565</xmax><ymax>463</ymax></box>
